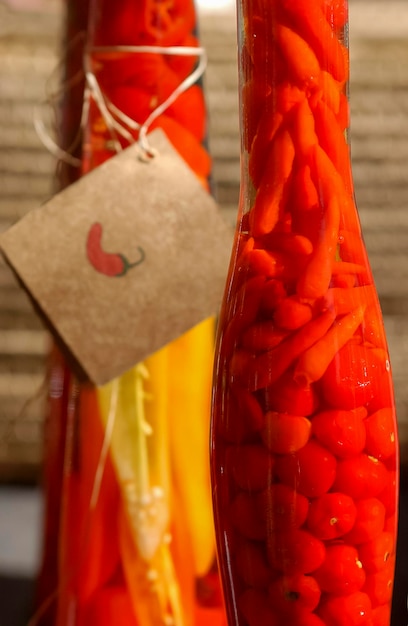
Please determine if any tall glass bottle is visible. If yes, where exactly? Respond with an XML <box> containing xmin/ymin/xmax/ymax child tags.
<box><xmin>211</xmin><ymin>2</ymin><xmax>399</xmax><ymax>625</ymax></box>
<box><xmin>33</xmin><ymin>2</ymin><xmax>225</xmax><ymax>626</ymax></box>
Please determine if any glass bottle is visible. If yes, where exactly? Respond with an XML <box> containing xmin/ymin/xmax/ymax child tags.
<box><xmin>33</xmin><ymin>2</ymin><xmax>225</xmax><ymax>626</ymax></box>
<box><xmin>211</xmin><ymin>2</ymin><xmax>399</xmax><ymax>625</ymax></box>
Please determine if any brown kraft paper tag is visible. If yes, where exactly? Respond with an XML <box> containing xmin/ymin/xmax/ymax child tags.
<box><xmin>0</xmin><ymin>129</ymin><xmax>233</xmax><ymax>385</ymax></box>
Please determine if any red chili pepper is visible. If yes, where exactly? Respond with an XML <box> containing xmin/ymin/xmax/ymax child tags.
<box><xmin>364</xmin><ymin>407</ymin><xmax>397</xmax><ymax>461</ymax></box>
<box><xmin>306</xmin><ymin>491</ymin><xmax>357</xmax><ymax>540</ymax></box>
<box><xmin>227</xmin><ymin>443</ymin><xmax>274</xmax><ymax>491</ymax></box>
<box><xmin>371</xmin><ymin>603</ymin><xmax>391</xmax><ymax>626</ymax></box>
<box><xmin>86</xmin><ymin>222</ymin><xmax>145</xmax><ymax>277</ymax></box>
<box><xmin>333</xmin><ymin>454</ymin><xmax>388</xmax><ymax>499</ymax></box>
<box><xmin>292</xmin><ymin>614</ymin><xmax>326</xmax><ymax>626</ymax></box>
<box><xmin>378</xmin><ymin>470</ymin><xmax>397</xmax><ymax>516</ymax></box>
<box><xmin>229</xmin><ymin>491</ymin><xmax>266</xmax><ymax>541</ymax></box>
<box><xmin>234</xmin><ymin>540</ymin><xmax>274</xmax><ymax>588</ymax></box>
<box><xmin>256</xmin><ymin>483</ymin><xmax>309</xmax><ymax>531</ymax></box>
<box><xmin>319</xmin><ymin>342</ymin><xmax>391</xmax><ymax>411</ymax></box>
<box><xmin>311</xmin><ymin>407</ymin><xmax>367</xmax><ymax>459</ymax></box>
<box><xmin>318</xmin><ymin>591</ymin><xmax>372</xmax><ymax>626</ymax></box>
<box><xmin>267</xmin><ymin>528</ymin><xmax>326</xmax><ymax>575</ymax></box>
<box><xmin>344</xmin><ymin>497</ymin><xmax>386</xmax><ymax>544</ymax></box>
<box><xmin>261</xmin><ymin>411</ymin><xmax>312</xmax><ymax>454</ymax></box>
<box><xmin>263</xmin><ymin>370</ymin><xmax>319</xmax><ymax>416</ymax></box>
<box><xmin>314</xmin><ymin>543</ymin><xmax>366</xmax><ymax>594</ymax></box>
<box><xmin>268</xmin><ymin>573</ymin><xmax>321</xmax><ymax>615</ymax></box>
<box><xmin>363</xmin><ymin>562</ymin><xmax>394</xmax><ymax>607</ymax></box>
<box><xmin>91</xmin><ymin>0</ymin><xmax>195</xmax><ymax>47</ymax></box>
<box><xmin>275</xmin><ymin>440</ymin><xmax>337</xmax><ymax>498</ymax></box>
<box><xmin>359</xmin><ymin>532</ymin><xmax>394</xmax><ymax>573</ymax></box>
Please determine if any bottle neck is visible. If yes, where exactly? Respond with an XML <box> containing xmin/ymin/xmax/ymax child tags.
<box><xmin>237</xmin><ymin>0</ymin><xmax>351</xmax><ymax>211</ymax></box>
<box><xmin>237</xmin><ymin>0</ymin><xmax>349</xmax><ymax>163</ymax></box>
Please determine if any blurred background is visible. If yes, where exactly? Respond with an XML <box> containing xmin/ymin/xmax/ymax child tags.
<box><xmin>0</xmin><ymin>0</ymin><xmax>407</xmax><ymax>624</ymax></box>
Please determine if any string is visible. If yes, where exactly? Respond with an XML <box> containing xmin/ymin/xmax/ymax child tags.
<box><xmin>33</xmin><ymin>115</ymin><xmax>83</xmax><ymax>167</ymax></box>
<box><xmin>35</xmin><ymin>43</ymin><xmax>207</xmax><ymax>164</ymax></box>
<box><xmin>84</xmin><ymin>44</ymin><xmax>207</xmax><ymax>157</ymax></box>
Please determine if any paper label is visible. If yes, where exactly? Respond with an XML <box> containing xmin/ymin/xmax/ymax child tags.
<box><xmin>0</xmin><ymin>130</ymin><xmax>233</xmax><ymax>385</ymax></box>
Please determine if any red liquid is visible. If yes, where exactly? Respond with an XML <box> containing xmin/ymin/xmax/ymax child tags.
<box><xmin>211</xmin><ymin>1</ymin><xmax>399</xmax><ymax>625</ymax></box>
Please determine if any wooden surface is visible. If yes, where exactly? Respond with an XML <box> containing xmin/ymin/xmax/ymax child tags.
<box><xmin>0</xmin><ymin>1</ymin><xmax>408</xmax><ymax>479</ymax></box>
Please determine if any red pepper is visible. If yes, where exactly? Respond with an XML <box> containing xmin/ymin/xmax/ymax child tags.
<box><xmin>256</xmin><ymin>483</ymin><xmax>309</xmax><ymax>531</ymax></box>
<box><xmin>268</xmin><ymin>573</ymin><xmax>321</xmax><ymax>615</ymax></box>
<box><xmin>333</xmin><ymin>454</ymin><xmax>388</xmax><ymax>499</ymax></box>
<box><xmin>359</xmin><ymin>532</ymin><xmax>394</xmax><ymax>573</ymax></box>
<box><xmin>344</xmin><ymin>497</ymin><xmax>386</xmax><ymax>544</ymax></box>
<box><xmin>90</xmin><ymin>0</ymin><xmax>195</xmax><ymax>47</ymax></box>
<box><xmin>306</xmin><ymin>491</ymin><xmax>357</xmax><ymax>540</ymax></box>
<box><xmin>275</xmin><ymin>440</ymin><xmax>337</xmax><ymax>498</ymax></box>
<box><xmin>311</xmin><ymin>407</ymin><xmax>367</xmax><ymax>459</ymax></box>
<box><xmin>267</xmin><ymin>528</ymin><xmax>326</xmax><ymax>575</ymax></box>
<box><xmin>363</xmin><ymin>561</ymin><xmax>394</xmax><ymax>607</ymax></box>
<box><xmin>319</xmin><ymin>342</ymin><xmax>392</xmax><ymax>411</ymax></box>
<box><xmin>314</xmin><ymin>543</ymin><xmax>366</xmax><ymax>594</ymax></box>
<box><xmin>227</xmin><ymin>443</ymin><xmax>275</xmax><ymax>491</ymax></box>
<box><xmin>318</xmin><ymin>591</ymin><xmax>372</xmax><ymax>626</ymax></box>
<box><xmin>234</xmin><ymin>540</ymin><xmax>274</xmax><ymax>588</ymax></box>
<box><xmin>86</xmin><ymin>222</ymin><xmax>145</xmax><ymax>277</ymax></box>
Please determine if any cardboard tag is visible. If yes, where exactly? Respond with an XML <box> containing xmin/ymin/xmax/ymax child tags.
<box><xmin>0</xmin><ymin>129</ymin><xmax>233</xmax><ymax>385</ymax></box>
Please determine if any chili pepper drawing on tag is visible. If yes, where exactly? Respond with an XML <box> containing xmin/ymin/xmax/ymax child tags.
<box><xmin>86</xmin><ymin>221</ymin><xmax>145</xmax><ymax>277</ymax></box>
